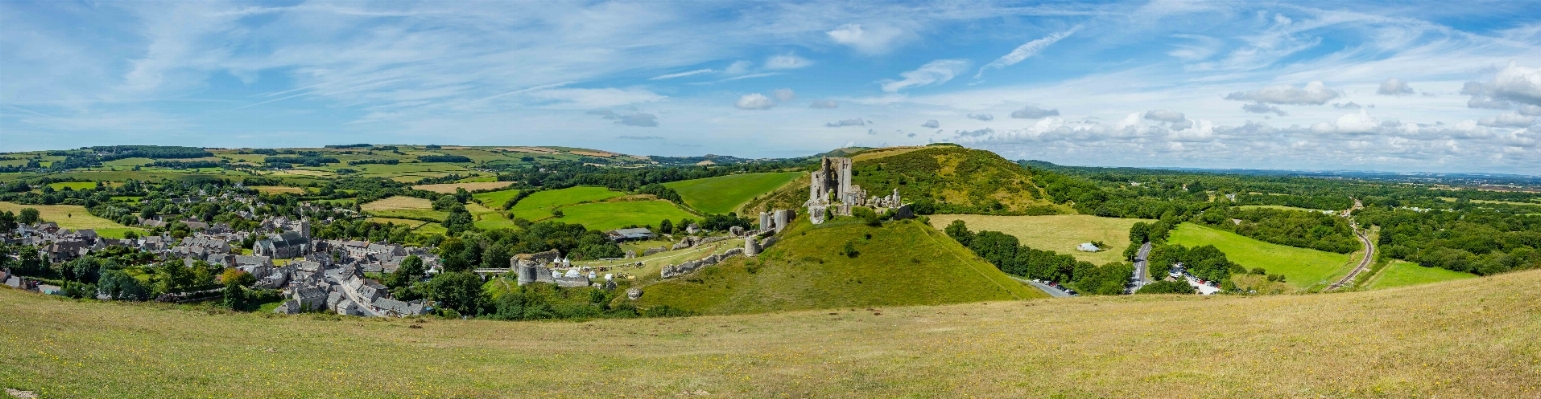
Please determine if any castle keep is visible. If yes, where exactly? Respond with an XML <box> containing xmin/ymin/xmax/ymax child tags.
<box><xmin>804</xmin><ymin>156</ymin><xmax>910</xmax><ymax>224</ymax></box>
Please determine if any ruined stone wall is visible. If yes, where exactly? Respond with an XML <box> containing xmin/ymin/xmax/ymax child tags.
<box><xmin>660</xmin><ymin>248</ymin><xmax>746</xmax><ymax>279</ymax></box>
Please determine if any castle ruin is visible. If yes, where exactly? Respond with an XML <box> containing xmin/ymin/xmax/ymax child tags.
<box><xmin>804</xmin><ymin>156</ymin><xmax>911</xmax><ymax>224</ymax></box>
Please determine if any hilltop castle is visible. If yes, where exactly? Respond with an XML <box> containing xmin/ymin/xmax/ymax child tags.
<box><xmin>804</xmin><ymin>157</ymin><xmax>907</xmax><ymax>224</ymax></box>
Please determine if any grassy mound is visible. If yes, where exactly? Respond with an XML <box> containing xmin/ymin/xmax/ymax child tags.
<box><xmin>1366</xmin><ymin>260</ymin><xmax>1477</xmax><ymax>289</ymax></box>
<box><xmin>663</xmin><ymin>172</ymin><xmax>800</xmax><ymax>214</ymax></box>
<box><xmin>927</xmin><ymin>214</ymin><xmax>1152</xmax><ymax>265</ymax></box>
<box><xmin>635</xmin><ymin>217</ymin><xmax>1045</xmax><ymax>314</ymax></box>
<box><xmin>850</xmin><ymin>145</ymin><xmax>1060</xmax><ymax>214</ymax></box>
<box><xmin>1168</xmin><ymin>223</ymin><xmax>1355</xmax><ymax>290</ymax></box>
<box><xmin>1</xmin><ymin>268</ymin><xmax>1534</xmax><ymax>397</ymax></box>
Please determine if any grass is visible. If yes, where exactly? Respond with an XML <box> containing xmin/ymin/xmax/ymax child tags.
<box><xmin>45</xmin><ymin>182</ymin><xmax>99</xmax><ymax>191</ymax></box>
<box><xmin>364</xmin><ymin>217</ymin><xmax>430</xmax><ymax>228</ymax></box>
<box><xmin>663</xmin><ymin>172</ymin><xmax>801</xmax><ymax>215</ymax></box>
<box><xmin>1237</xmin><ymin>205</ymin><xmax>1332</xmax><ymax>212</ymax></box>
<box><xmin>249</xmin><ymin>186</ymin><xmax>305</xmax><ymax>195</ymax></box>
<box><xmin>1168</xmin><ymin>223</ymin><xmax>1355</xmax><ymax>291</ymax></box>
<box><xmin>554</xmin><ymin>200</ymin><xmax>696</xmax><ymax>232</ymax></box>
<box><xmin>471</xmin><ymin>188</ymin><xmax>521</xmax><ymax>208</ymax></box>
<box><xmin>509</xmin><ymin>186</ymin><xmax>623</xmax><ymax>221</ymax></box>
<box><xmin>0</xmin><ymin>202</ymin><xmax>143</xmax><ymax>239</ymax></box>
<box><xmin>466</xmin><ymin>203</ymin><xmax>519</xmax><ymax>231</ymax></box>
<box><xmin>927</xmin><ymin>214</ymin><xmax>1152</xmax><ymax>265</ymax></box>
<box><xmin>412</xmin><ymin>181</ymin><xmax>512</xmax><ymax>194</ymax></box>
<box><xmin>361</xmin><ymin>196</ymin><xmax>446</xmax><ymax>222</ymax></box>
<box><xmin>2</xmin><ymin>267</ymin><xmax>1535</xmax><ymax>397</ymax></box>
<box><xmin>1365</xmin><ymin>260</ymin><xmax>1477</xmax><ymax>289</ymax></box>
<box><xmin>637</xmin><ymin>217</ymin><xmax>1045</xmax><ymax>314</ymax></box>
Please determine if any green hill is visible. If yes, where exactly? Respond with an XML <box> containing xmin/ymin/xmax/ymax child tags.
<box><xmin>634</xmin><ymin>216</ymin><xmax>1045</xmax><ymax>314</ymax></box>
<box><xmin>663</xmin><ymin>172</ymin><xmax>801</xmax><ymax>215</ymax></box>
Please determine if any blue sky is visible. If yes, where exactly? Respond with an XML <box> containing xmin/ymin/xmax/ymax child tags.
<box><xmin>2</xmin><ymin>0</ymin><xmax>1540</xmax><ymax>173</ymax></box>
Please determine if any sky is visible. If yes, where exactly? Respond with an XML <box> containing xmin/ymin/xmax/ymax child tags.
<box><xmin>2</xmin><ymin>0</ymin><xmax>1540</xmax><ymax>174</ymax></box>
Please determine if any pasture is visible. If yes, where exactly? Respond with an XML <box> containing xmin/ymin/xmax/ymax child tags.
<box><xmin>5</xmin><ymin>240</ymin><xmax>1526</xmax><ymax>397</ymax></box>
<box><xmin>509</xmin><ymin>186</ymin><xmax>623</xmax><ymax>221</ymax></box>
<box><xmin>44</xmin><ymin>182</ymin><xmax>99</xmax><ymax>191</ymax></box>
<box><xmin>1365</xmin><ymin>260</ymin><xmax>1477</xmax><ymax>289</ymax></box>
<box><xmin>1168</xmin><ymin>223</ymin><xmax>1355</xmax><ymax>291</ymax></box>
<box><xmin>249</xmin><ymin>186</ymin><xmax>305</xmax><ymax>195</ymax></box>
<box><xmin>555</xmin><ymin>200</ymin><xmax>696</xmax><ymax>232</ymax></box>
<box><xmin>927</xmin><ymin>214</ymin><xmax>1151</xmax><ymax>265</ymax></box>
<box><xmin>471</xmin><ymin>188</ymin><xmax>522</xmax><ymax>208</ymax></box>
<box><xmin>0</xmin><ymin>202</ymin><xmax>143</xmax><ymax>239</ymax></box>
<box><xmin>360</xmin><ymin>196</ymin><xmax>446</xmax><ymax>222</ymax></box>
<box><xmin>663</xmin><ymin>172</ymin><xmax>800</xmax><ymax>215</ymax></box>
<box><xmin>412</xmin><ymin>181</ymin><xmax>512</xmax><ymax>194</ymax></box>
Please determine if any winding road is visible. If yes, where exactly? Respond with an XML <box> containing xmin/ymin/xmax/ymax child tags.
<box><xmin>1128</xmin><ymin>241</ymin><xmax>1152</xmax><ymax>294</ymax></box>
<box><xmin>1327</xmin><ymin>225</ymin><xmax>1374</xmax><ymax>291</ymax></box>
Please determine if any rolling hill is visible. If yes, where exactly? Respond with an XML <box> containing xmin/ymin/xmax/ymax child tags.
<box><xmin>1</xmin><ymin>266</ymin><xmax>1534</xmax><ymax>397</ymax></box>
<box><xmin>663</xmin><ymin>172</ymin><xmax>801</xmax><ymax>215</ymax></box>
<box><xmin>634</xmin><ymin>216</ymin><xmax>1046</xmax><ymax>314</ymax></box>
<box><xmin>1168</xmin><ymin>223</ymin><xmax>1357</xmax><ymax>291</ymax></box>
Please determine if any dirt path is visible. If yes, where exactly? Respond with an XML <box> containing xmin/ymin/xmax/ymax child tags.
<box><xmin>1327</xmin><ymin>226</ymin><xmax>1374</xmax><ymax>291</ymax></box>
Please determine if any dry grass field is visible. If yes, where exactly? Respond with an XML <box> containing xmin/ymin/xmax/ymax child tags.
<box><xmin>360</xmin><ymin>196</ymin><xmax>432</xmax><ymax>211</ymax></box>
<box><xmin>411</xmin><ymin>181</ymin><xmax>513</xmax><ymax>194</ymax></box>
<box><xmin>928</xmin><ymin>214</ymin><xmax>1152</xmax><ymax>265</ymax></box>
<box><xmin>0</xmin><ymin>201</ymin><xmax>143</xmax><ymax>238</ymax></box>
<box><xmin>248</xmin><ymin>186</ymin><xmax>305</xmax><ymax>194</ymax></box>
<box><xmin>1</xmin><ymin>270</ymin><xmax>1537</xmax><ymax>397</ymax></box>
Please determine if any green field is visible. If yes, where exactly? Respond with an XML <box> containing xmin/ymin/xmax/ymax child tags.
<box><xmin>663</xmin><ymin>172</ymin><xmax>801</xmax><ymax>215</ymax></box>
<box><xmin>509</xmin><ymin>186</ymin><xmax>624</xmax><ymax>221</ymax></box>
<box><xmin>1366</xmin><ymin>260</ymin><xmax>1477</xmax><ymax>289</ymax></box>
<box><xmin>4</xmin><ymin>257</ymin><xmax>1532</xmax><ymax>397</ymax></box>
<box><xmin>466</xmin><ymin>203</ymin><xmax>519</xmax><ymax>231</ymax></box>
<box><xmin>638</xmin><ymin>217</ymin><xmax>1044</xmax><ymax>314</ymax></box>
<box><xmin>45</xmin><ymin>182</ymin><xmax>100</xmax><ymax>191</ymax></box>
<box><xmin>927</xmin><ymin>214</ymin><xmax>1151</xmax><ymax>265</ymax></box>
<box><xmin>1168</xmin><ymin>223</ymin><xmax>1355</xmax><ymax>291</ymax></box>
<box><xmin>471</xmin><ymin>188</ymin><xmax>522</xmax><ymax>208</ymax></box>
<box><xmin>0</xmin><ymin>202</ymin><xmax>143</xmax><ymax>239</ymax></box>
<box><xmin>555</xmin><ymin>200</ymin><xmax>696</xmax><ymax>232</ymax></box>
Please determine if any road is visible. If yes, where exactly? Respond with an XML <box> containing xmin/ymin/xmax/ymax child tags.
<box><xmin>1011</xmin><ymin>276</ymin><xmax>1071</xmax><ymax>298</ymax></box>
<box><xmin>1327</xmin><ymin>225</ymin><xmax>1374</xmax><ymax>291</ymax></box>
<box><xmin>1128</xmin><ymin>241</ymin><xmax>1152</xmax><ymax>294</ymax></box>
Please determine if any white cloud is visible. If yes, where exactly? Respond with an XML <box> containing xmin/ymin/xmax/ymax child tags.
<box><xmin>825</xmin><ymin>118</ymin><xmax>866</xmax><ymax>127</ymax></box>
<box><xmin>724</xmin><ymin>60</ymin><xmax>754</xmax><ymax>75</ymax></box>
<box><xmin>976</xmin><ymin>26</ymin><xmax>1080</xmax><ymax>78</ymax></box>
<box><xmin>881</xmin><ymin>59</ymin><xmax>970</xmax><ymax>93</ymax></box>
<box><xmin>1011</xmin><ymin>105</ymin><xmax>1060</xmax><ymax>119</ymax></box>
<box><xmin>650</xmin><ymin>68</ymin><xmax>714</xmax><ymax>80</ymax></box>
<box><xmin>1519</xmin><ymin>104</ymin><xmax>1541</xmax><ymax>117</ymax></box>
<box><xmin>764</xmin><ymin>54</ymin><xmax>812</xmax><ymax>70</ymax></box>
<box><xmin>1143</xmin><ymin>109</ymin><xmax>1186</xmax><ymax>123</ymax></box>
<box><xmin>1479</xmin><ymin>112</ymin><xmax>1536</xmax><ymax>128</ymax></box>
<box><xmin>809</xmin><ymin>100</ymin><xmax>838</xmax><ymax>109</ymax></box>
<box><xmin>771</xmin><ymin>88</ymin><xmax>796</xmax><ymax>102</ymax></box>
<box><xmin>921</xmin><ymin>119</ymin><xmax>939</xmax><ymax>128</ymax></box>
<box><xmin>967</xmin><ymin>113</ymin><xmax>994</xmax><ymax>121</ymax></box>
<box><xmin>586</xmin><ymin>110</ymin><xmax>659</xmax><ymax>127</ymax></box>
<box><xmin>827</xmin><ymin>23</ymin><xmax>905</xmax><ymax>55</ymax></box>
<box><xmin>1241</xmin><ymin>102</ymin><xmax>1288</xmax><ymax>116</ymax></box>
<box><xmin>527</xmin><ymin>87</ymin><xmax>664</xmax><ymax>108</ymax></box>
<box><xmin>1377</xmin><ymin>78</ymin><xmax>1414</xmax><ymax>95</ymax></box>
<box><xmin>735</xmin><ymin>93</ymin><xmax>775</xmax><ymax>110</ymax></box>
<box><xmin>1224</xmin><ymin>81</ymin><xmax>1341</xmax><ymax>105</ymax></box>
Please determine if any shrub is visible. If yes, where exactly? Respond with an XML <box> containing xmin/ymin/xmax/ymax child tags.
<box><xmin>1138</xmin><ymin>280</ymin><xmax>1195</xmax><ymax>294</ymax></box>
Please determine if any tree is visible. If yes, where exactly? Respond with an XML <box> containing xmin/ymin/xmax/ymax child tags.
<box><xmin>944</xmin><ymin>220</ymin><xmax>974</xmax><ymax>246</ymax></box>
<box><xmin>1138</xmin><ymin>280</ymin><xmax>1195</xmax><ymax>294</ymax></box>
<box><xmin>425</xmin><ymin>272</ymin><xmax>485</xmax><ymax>316</ymax></box>
<box><xmin>222</xmin><ymin>279</ymin><xmax>250</xmax><ymax>310</ymax></box>
<box><xmin>18</xmin><ymin>208</ymin><xmax>40</xmax><ymax>224</ymax></box>
<box><xmin>658</xmin><ymin>219</ymin><xmax>674</xmax><ymax>235</ymax></box>
<box><xmin>220</xmin><ymin>268</ymin><xmax>257</xmax><ymax>287</ymax></box>
<box><xmin>388</xmin><ymin>255</ymin><xmax>426</xmax><ymax>288</ymax></box>
<box><xmin>98</xmin><ymin>270</ymin><xmax>149</xmax><ymax>301</ymax></box>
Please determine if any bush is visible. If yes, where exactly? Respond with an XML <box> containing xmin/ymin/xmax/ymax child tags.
<box><xmin>841</xmin><ymin>241</ymin><xmax>860</xmax><ymax>258</ymax></box>
<box><xmin>1138</xmin><ymin>280</ymin><xmax>1195</xmax><ymax>294</ymax></box>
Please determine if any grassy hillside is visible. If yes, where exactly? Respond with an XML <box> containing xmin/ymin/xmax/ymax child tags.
<box><xmin>470</xmin><ymin>188</ymin><xmax>522</xmax><ymax>208</ymax></box>
<box><xmin>359</xmin><ymin>196</ymin><xmax>446</xmax><ymax>222</ymax></box>
<box><xmin>850</xmin><ymin>144</ymin><xmax>1061</xmax><ymax>214</ymax></box>
<box><xmin>1366</xmin><ymin>260</ymin><xmax>1477</xmax><ymax>289</ymax></box>
<box><xmin>0</xmin><ymin>201</ymin><xmax>143</xmax><ymax>239</ymax></box>
<box><xmin>1168</xmin><ymin>223</ymin><xmax>1355</xmax><ymax>291</ymax></box>
<box><xmin>2</xmin><ymin>269</ymin><xmax>1537</xmax><ymax>397</ymax></box>
<box><xmin>635</xmin><ymin>217</ymin><xmax>1045</xmax><ymax>314</ymax></box>
<box><xmin>663</xmin><ymin>172</ymin><xmax>800</xmax><ymax>214</ymax></box>
<box><xmin>927</xmin><ymin>214</ymin><xmax>1152</xmax><ymax>265</ymax></box>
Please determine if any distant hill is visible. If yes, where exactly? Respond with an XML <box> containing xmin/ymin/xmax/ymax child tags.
<box><xmin>634</xmin><ymin>217</ymin><xmax>1045</xmax><ymax>314</ymax></box>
